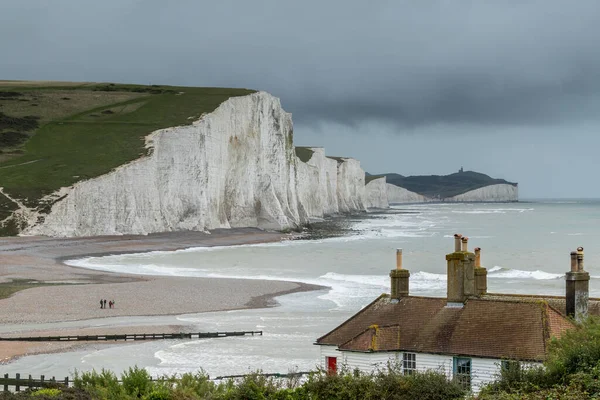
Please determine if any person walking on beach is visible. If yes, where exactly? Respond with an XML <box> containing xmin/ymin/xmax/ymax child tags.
<box><xmin>103</xmin><ymin>299</ymin><xmax>107</xmax><ymax>309</ymax></box>
<box><xmin>108</xmin><ymin>300</ymin><xmax>112</xmax><ymax>309</ymax></box>
<box><xmin>100</xmin><ymin>299</ymin><xmax>103</xmax><ymax>309</ymax></box>
<box><xmin>111</xmin><ymin>299</ymin><xmax>116</xmax><ymax>309</ymax></box>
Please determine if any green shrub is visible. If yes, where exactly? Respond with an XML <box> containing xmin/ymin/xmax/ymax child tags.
<box><xmin>30</xmin><ymin>388</ymin><xmax>61</xmax><ymax>397</ymax></box>
<box><xmin>172</xmin><ymin>371</ymin><xmax>215</xmax><ymax>399</ymax></box>
<box><xmin>122</xmin><ymin>366</ymin><xmax>153</xmax><ymax>398</ymax></box>
<box><xmin>144</xmin><ymin>385</ymin><xmax>172</xmax><ymax>400</ymax></box>
<box><xmin>73</xmin><ymin>369</ymin><xmax>125</xmax><ymax>400</ymax></box>
<box><xmin>0</xmin><ymin>112</ymin><xmax>39</xmax><ymax>132</ymax></box>
<box><xmin>545</xmin><ymin>316</ymin><xmax>600</xmax><ymax>380</ymax></box>
<box><xmin>480</xmin><ymin>317</ymin><xmax>600</xmax><ymax>398</ymax></box>
<box><xmin>66</xmin><ymin>366</ymin><xmax>463</xmax><ymax>400</ymax></box>
<box><xmin>0</xmin><ymin>131</ymin><xmax>29</xmax><ymax>148</ymax></box>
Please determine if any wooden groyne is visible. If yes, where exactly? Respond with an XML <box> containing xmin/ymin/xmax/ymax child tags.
<box><xmin>1</xmin><ymin>374</ymin><xmax>68</xmax><ymax>392</ymax></box>
<box><xmin>0</xmin><ymin>330</ymin><xmax>262</xmax><ymax>342</ymax></box>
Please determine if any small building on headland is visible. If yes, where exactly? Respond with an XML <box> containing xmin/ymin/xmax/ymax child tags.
<box><xmin>315</xmin><ymin>235</ymin><xmax>595</xmax><ymax>393</ymax></box>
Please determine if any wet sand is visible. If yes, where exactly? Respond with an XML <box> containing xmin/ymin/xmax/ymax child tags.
<box><xmin>0</xmin><ymin>228</ymin><xmax>323</xmax><ymax>362</ymax></box>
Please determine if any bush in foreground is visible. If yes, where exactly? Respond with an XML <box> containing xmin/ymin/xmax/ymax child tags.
<box><xmin>0</xmin><ymin>365</ymin><xmax>465</xmax><ymax>400</ymax></box>
<box><xmin>479</xmin><ymin>316</ymin><xmax>600</xmax><ymax>399</ymax></box>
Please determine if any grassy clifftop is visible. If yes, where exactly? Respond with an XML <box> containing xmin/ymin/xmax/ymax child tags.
<box><xmin>368</xmin><ymin>171</ymin><xmax>517</xmax><ymax>198</ymax></box>
<box><xmin>0</xmin><ymin>81</ymin><xmax>254</xmax><ymax>235</ymax></box>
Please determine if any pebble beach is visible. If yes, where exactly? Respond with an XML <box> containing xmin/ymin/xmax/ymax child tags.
<box><xmin>0</xmin><ymin>228</ymin><xmax>322</xmax><ymax>363</ymax></box>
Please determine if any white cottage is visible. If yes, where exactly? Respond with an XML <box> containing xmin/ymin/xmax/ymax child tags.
<box><xmin>315</xmin><ymin>234</ymin><xmax>596</xmax><ymax>393</ymax></box>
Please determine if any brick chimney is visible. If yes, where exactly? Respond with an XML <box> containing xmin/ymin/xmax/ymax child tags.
<box><xmin>566</xmin><ymin>247</ymin><xmax>590</xmax><ymax>322</ymax></box>
<box><xmin>446</xmin><ymin>235</ymin><xmax>475</xmax><ymax>305</ymax></box>
<box><xmin>474</xmin><ymin>247</ymin><xmax>487</xmax><ymax>296</ymax></box>
<box><xmin>390</xmin><ymin>248</ymin><xmax>410</xmax><ymax>299</ymax></box>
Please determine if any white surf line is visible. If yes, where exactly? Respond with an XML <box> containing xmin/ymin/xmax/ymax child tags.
<box><xmin>0</xmin><ymin>159</ymin><xmax>41</xmax><ymax>169</ymax></box>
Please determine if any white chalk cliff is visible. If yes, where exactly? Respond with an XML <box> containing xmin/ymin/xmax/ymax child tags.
<box><xmin>364</xmin><ymin>177</ymin><xmax>389</xmax><ymax>209</ymax></box>
<box><xmin>445</xmin><ymin>184</ymin><xmax>518</xmax><ymax>202</ymax></box>
<box><xmin>295</xmin><ymin>147</ymin><xmax>339</xmax><ymax>219</ymax></box>
<box><xmin>336</xmin><ymin>158</ymin><xmax>367</xmax><ymax>212</ymax></box>
<box><xmin>24</xmin><ymin>92</ymin><xmax>370</xmax><ymax>237</ymax></box>
<box><xmin>16</xmin><ymin>91</ymin><xmax>517</xmax><ymax>237</ymax></box>
<box><xmin>386</xmin><ymin>183</ymin><xmax>428</xmax><ymax>204</ymax></box>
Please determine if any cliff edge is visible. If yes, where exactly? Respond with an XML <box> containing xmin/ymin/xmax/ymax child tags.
<box><xmin>368</xmin><ymin>170</ymin><xmax>518</xmax><ymax>203</ymax></box>
<box><xmin>22</xmin><ymin>93</ymin><xmax>372</xmax><ymax>237</ymax></box>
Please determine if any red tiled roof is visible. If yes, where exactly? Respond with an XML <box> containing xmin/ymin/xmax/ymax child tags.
<box><xmin>316</xmin><ymin>295</ymin><xmax>579</xmax><ymax>361</ymax></box>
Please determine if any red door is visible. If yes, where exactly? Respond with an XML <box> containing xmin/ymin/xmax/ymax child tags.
<box><xmin>326</xmin><ymin>356</ymin><xmax>337</xmax><ymax>374</ymax></box>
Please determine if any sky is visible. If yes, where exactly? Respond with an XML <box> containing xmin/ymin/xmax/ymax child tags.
<box><xmin>2</xmin><ymin>1</ymin><xmax>600</xmax><ymax>198</ymax></box>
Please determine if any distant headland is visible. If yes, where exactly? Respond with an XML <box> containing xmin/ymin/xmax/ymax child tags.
<box><xmin>366</xmin><ymin>168</ymin><xmax>518</xmax><ymax>203</ymax></box>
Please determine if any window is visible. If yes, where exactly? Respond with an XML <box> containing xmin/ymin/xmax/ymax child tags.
<box><xmin>453</xmin><ymin>357</ymin><xmax>471</xmax><ymax>390</ymax></box>
<box><xmin>326</xmin><ymin>356</ymin><xmax>337</xmax><ymax>374</ymax></box>
<box><xmin>501</xmin><ymin>360</ymin><xmax>521</xmax><ymax>375</ymax></box>
<box><xmin>402</xmin><ymin>352</ymin><xmax>416</xmax><ymax>375</ymax></box>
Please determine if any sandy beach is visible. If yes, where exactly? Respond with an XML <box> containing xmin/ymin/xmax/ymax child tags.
<box><xmin>0</xmin><ymin>228</ymin><xmax>323</xmax><ymax>363</ymax></box>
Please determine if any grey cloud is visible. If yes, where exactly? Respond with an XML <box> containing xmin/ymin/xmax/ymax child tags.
<box><xmin>3</xmin><ymin>1</ymin><xmax>600</xmax><ymax>128</ymax></box>
<box><xmin>2</xmin><ymin>0</ymin><xmax>600</xmax><ymax>197</ymax></box>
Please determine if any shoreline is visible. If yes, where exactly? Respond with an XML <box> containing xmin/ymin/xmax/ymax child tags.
<box><xmin>0</xmin><ymin>228</ymin><xmax>327</xmax><ymax>363</ymax></box>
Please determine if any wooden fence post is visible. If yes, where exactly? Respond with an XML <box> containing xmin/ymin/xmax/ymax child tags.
<box><xmin>29</xmin><ymin>375</ymin><xmax>33</xmax><ymax>389</ymax></box>
<box><xmin>40</xmin><ymin>375</ymin><xmax>44</xmax><ymax>388</ymax></box>
<box><xmin>64</xmin><ymin>377</ymin><xmax>69</xmax><ymax>387</ymax></box>
<box><xmin>15</xmin><ymin>373</ymin><xmax>20</xmax><ymax>392</ymax></box>
<box><xmin>3</xmin><ymin>373</ymin><xmax>8</xmax><ymax>392</ymax></box>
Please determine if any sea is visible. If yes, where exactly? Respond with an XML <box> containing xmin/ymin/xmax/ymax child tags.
<box><xmin>3</xmin><ymin>200</ymin><xmax>600</xmax><ymax>379</ymax></box>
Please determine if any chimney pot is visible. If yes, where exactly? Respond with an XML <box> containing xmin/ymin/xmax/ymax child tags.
<box><xmin>577</xmin><ymin>247</ymin><xmax>584</xmax><ymax>272</ymax></box>
<box><xmin>454</xmin><ymin>234</ymin><xmax>462</xmax><ymax>252</ymax></box>
<box><xmin>474</xmin><ymin>247</ymin><xmax>481</xmax><ymax>268</ymax></box>
<box><xmin>570</xmin><ymin>251</ymin><xmax>578</xmax><ymax>272</ymax></box>
<box><xmin>461</xmin><ymin>237</ymin><xmax>469</xmax><ymax>252</ymax></box>
<box><xmin>396</xmin><ymin>248</ymin><xmax>403</xmax><ymax>270</ymax></box>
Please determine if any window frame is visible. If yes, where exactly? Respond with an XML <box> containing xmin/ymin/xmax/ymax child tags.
<box><xmin>453</xmin><ymin>356</ymin><xmax>472</xmax><ymax>390</ymax></box>
<box><xmin>402</xmin><ymin>352</ymin><xmax>417</xmax><ymax>375</ymax></box>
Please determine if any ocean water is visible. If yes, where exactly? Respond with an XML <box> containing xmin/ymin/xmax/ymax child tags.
<box><xmin>4</xmin><ymin>200</ymin><xmax>600</xmax><ymax>378</ymax></box>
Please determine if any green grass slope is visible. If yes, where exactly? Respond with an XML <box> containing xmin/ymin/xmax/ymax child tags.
<box><xmin>294</xmin><ymin>146</ymin><xmax>315</xmax><ymax>163</ymax></box>
<box><xmin>375</xmin><ymin>171</ymin><xmax>517</xmax><ymax>198</ymax></box>
<box><xmin>0</xmin><ymin>82</ymin><xmax>254</xmax><ymax>235</ymax></box>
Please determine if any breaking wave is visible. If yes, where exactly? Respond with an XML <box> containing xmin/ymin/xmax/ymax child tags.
<box><xmin>487</xmin><ymin>266</ymin><xmax>563</xmax><ymax>280</ymax></box>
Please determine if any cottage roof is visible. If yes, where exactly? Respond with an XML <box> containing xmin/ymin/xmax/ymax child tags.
<box><xmin>316</xmin><ymin>294</ymin><xmax>586</xmax><ymax>361</ymax></box>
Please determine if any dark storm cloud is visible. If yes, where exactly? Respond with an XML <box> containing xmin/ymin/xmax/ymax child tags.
<box><xmin>2</xmin><ymin>0</ymin><xmax>600</xmax><ymax>128</ymax></box>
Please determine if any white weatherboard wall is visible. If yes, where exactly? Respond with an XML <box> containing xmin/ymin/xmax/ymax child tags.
<box><xmin>364</xmin><ymin>177</ymin><xmax>389</xmax><ymax>209</ymax></box>
<box><xmin>319</xmin><ymin>347</ymin><xmax>540</xmax><ymax>394</ymax></box>
<box><xmin>24</xmin><ymin>92</ymin><xmax>372</xmax><ymax>237</ymax></box>
<box><xmin>386</xmin><ymin>183</ymin><xmax>427</xmax><ymax>204</ymax></box>
<box><xmin>446</xmin><ymin>184</ymin><xmax>518</xmax><ymax>202</ymax></box>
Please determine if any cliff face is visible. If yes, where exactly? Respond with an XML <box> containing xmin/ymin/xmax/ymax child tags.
<box><xmin>23</xmin><ymin>93</ymin><xmax>372</xmax><ymax>237</ymax></box>
<box><xmin>445</xmin><ymin>184</ymin><xmax>518</xmax><ymax>202</ymax></box>
<box><xmin>295</xmin><ymin>147</ymin><xmax>339</xmax><ymax>219</ymax></box>
<box><xmin>336</xmin><ymin>158</ymin><xmax>367</xmax><ymax>212</ymax></box>
<box><xmin>365</xmin><ymin>177</ymin><xmax>389</xmax><ymax>209</ymax></box>
<box><xmin>26</xmin><ymin>93</ymin><xmax>308</xmax><ymax>236</ymax></box>
<box><xmin>386</xmin><ymin>184</ymin><xmax>428</xmax><ymax>203</ymax></box>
